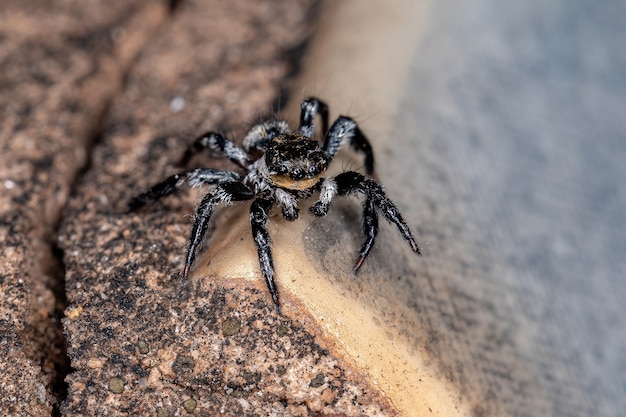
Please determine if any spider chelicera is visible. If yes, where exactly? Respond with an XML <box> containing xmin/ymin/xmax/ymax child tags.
<box><xmin>128</xmin><ymin>97</ymin><xmax>421</xmax><ymax>312</ymax></box>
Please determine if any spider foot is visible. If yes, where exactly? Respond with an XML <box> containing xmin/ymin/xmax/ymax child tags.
<box><xmin>409</xmin><ymin>238</ymin><xmax>422</xmax><ymax>256</ymax></box>
<box><xmin>271</xmin><ymin>292</ymin><xmax>281</xmax><ymax>315</ymax></box>
<box><xmin>282</xmin><ymin>206</ymin><xmax>299</xmax><ymax>221</ymax></box>
<box><xmin>353</xmin><ymin>255</ymin><xmax>366</xmax><ymax>274</ymax></box>
<box><xmin>310</xmin><ymin>202</ymin><xmax>329</xmax><ymax>217</ymax></box>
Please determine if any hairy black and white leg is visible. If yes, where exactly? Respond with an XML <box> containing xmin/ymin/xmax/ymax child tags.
<box><xmin>184</xmin><ymin>181</ymin><xmax>254</xmax><ymax>278</ymax></box>
<box><xmin>180</xmin><ymin>131</ymin><xmax>251</xmax><ymax>169</ymax></box>
<box><xmin>353</xmin><ymin>196</ymin><xmax>379</xmax><ymax>272</ymax></box>
<box><xmin>243</xmin><ymin>120</ymin><xmax>291</xmax><ymax>153</ymax></box>
<box><xmin>298</xmin><ymin>97</ymin><xmax>329</xmax><ymax>138</ymax></box>
<box><xmin>274</xmin><ymin>188</ymin><xmax>298</xmax><ymax>221</ymax></box>
<box><xmin>250</xmin><ymin>198</ymin><xmax>281</xmax><ymax>312</ymax></box>
<box><xmin>128</xmin><ymin>168</ymin><xmax>241</xmax><ymax>211</ymax></box>
<box><xmin>323</xmin><ymin>117</ymin><xmax>375</xmax><ymax>174</ymax></box>
<box><xmin>311</xmin><ymin>171</ymin><xmax>421</xmax><ymax>271</ymax></box>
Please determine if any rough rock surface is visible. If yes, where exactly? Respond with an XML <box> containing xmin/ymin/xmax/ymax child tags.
<box><xmin>1</xmin><ymin>1</ymin><xmax>168</xmax><ymax>414</ymax></box>
<box><xmin>2</xmin><ymin>0</ymin><xmax>397</xmax><ymax>416</ymax></box>
<box><xmin>58</xmin><ymin>1</ymin><xmax>396</xmax><ymax>416</ymax></box>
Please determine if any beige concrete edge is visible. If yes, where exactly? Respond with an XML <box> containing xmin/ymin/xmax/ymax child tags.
<box><xmin>280</xmin><ymin>1</ymin><xmax>472</xmax><ymax>416</ymax></box>
<box><xmin>197</xmin><ymin>211</ymin><xmax>468</xmax><ymax>417</ymax></box>
<box><xmin>195</xmin><ymin>1</ymin><xmax>473</xmax><ymax>415</ymax></box>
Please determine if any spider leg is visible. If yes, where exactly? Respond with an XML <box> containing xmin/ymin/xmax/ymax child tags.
<box><xmin>242</xmin><ymin>120</ymin><xmax>291</xmax><ymax>153</ymax></box>
<box><xmin>298</xmin><ymin>97</ymin><xmax>329</xmax><ymax>138</ymax></box>
<box><xmin>250</xmin><ymin>197</ymin><xmax>281</xmax><ymax>312</ymax></box>
<box><xmin>311</xmin><ymin>171</ymin><xmax>421</xmax><ymax>272</ymax></box>
<box><xmin>275</xmin><ymin>188</ymin><xmax>298</xmax><ymax>221</ymax></box>
<box><xmin>127</xmin><ymin>168</ymin><xmax>241</xmax><ymax>212</ymax></box>
<box><xmin>353</xmin><ymin>196</ymin><xmax>379</xmax><ymax>272</ymax></box>
<box><xmin>180</xmin><ymin>131</ymin><xmax>252</xmax><ymax>169</ymax></box>
<box><xmin>323</xmin><ymin>117</ymin><xmax>375</xmax><ymax>175</ymax></box>
<box><xmin>184</xmin><ymin>181</ymin><xmax>254</xmax><ymax>278</ymax></box>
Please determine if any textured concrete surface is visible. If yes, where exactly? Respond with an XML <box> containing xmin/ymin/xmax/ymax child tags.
<box><xmin>4</xmin><ymin>0</ymin><xmax>624</xmax><ymax>416</ymax></box>
<box><xmin>284</xmin><ymin>0</ymin><xmax>626</xmax><ymax>416</ymax></box>
<box><xmin>0</xmin><ymin>1</ymin><xmax>168</xmax><ymax>415</ymax></box>
<box><xmin>396</xmin><ymin>2</ymin><xmax>626</xmax><ymax>416</ymax></box>
<box><xmin>58</xmin><ymin>0</ymin><xmax>397</xmax><ymax>416</ymax></box>
<box><xmin>2</xmin><ymin>0</ymin><xmax>403</xmax><ymax>415</ymax></box>
<box><xmin>194</xmin><ymin>1</ymin><xmax>470</xmax><ymax>415</ymax></box>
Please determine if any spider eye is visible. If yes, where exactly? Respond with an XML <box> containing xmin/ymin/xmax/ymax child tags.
<box><xmin>291</xmin><ymin>168</ymin><xmax>304</xmax><ymax>180</ymax></box>
<box><xmin>275</xmin><ymin>165</ymin><xmax>288</xmax><ymax>175</ymax></box>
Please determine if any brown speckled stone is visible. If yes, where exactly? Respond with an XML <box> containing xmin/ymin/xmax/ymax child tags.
<box><xmin>0</xmin><ymin>1</ymin><xmax>168</xmax><ymax>415</ymax></box>
<box><xmin>59</xmin><ymin>0</ymin><xmax>397</xmax><ymax>415</ymax></box>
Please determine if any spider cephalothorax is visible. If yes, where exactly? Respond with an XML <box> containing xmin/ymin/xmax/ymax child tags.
<box><xmin>129</xmin><ymin>97</ymin><xmax>421</xmax><ymax>312</ymax></box>
<box><xmin>264</xmin><ymin>135</ymin><xmax>331</xmax><ymax>190</ymax></box>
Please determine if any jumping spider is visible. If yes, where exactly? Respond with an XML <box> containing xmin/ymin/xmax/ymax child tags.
<box><xmin>129</xmin><ymin>97</ymin><xmax>421</xmax><ymax>312</ymax></box>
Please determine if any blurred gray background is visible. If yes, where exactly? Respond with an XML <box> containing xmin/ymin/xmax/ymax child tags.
<box><xmin>394</xmin><ymin>0</ymin><xmax>624</xmax><ymax>415</ymax></box>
